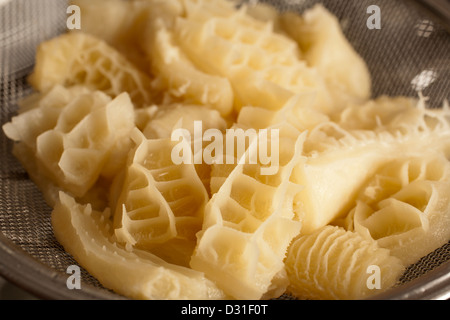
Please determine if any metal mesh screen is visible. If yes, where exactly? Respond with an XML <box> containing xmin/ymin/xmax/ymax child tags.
<box><xmin>0</xmin><ymin>0</ymin><xmax>449</xmax><ymax>300</ymax></box>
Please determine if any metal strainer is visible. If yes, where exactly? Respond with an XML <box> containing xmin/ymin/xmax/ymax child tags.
<box><xmin>0</xmin><ymin>0</ymin><xmax>449</xmax><ymax>300</ymax></box>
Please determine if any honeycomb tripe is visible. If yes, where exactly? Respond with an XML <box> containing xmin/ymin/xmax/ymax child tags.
<box><xmin>285</xmin><ymin>225</ymin><xmax>404</xmax><ymax>300</ymax></box>
<box><xmin>3</xmin><ymin>85</ymin><xmax>91</xmax><ymax>152</ymax></box>
<box><xmin>3</xmin><ymin>89</ymin><xmax>135</xmax><ymax>207</ymax></box>
<box><xmin>142</xmin><ymin>5</ymin><xmax>234</xmax><ymax>116</ymax></box>
<box><xmin>112</xmin><ymin>129</ymin><xmax>209</xmax><ymax>267</ymax></box>
<box><xmin>280</xmin><ymin>4</ymin><xmax>372</xmax><ymax>112</ymax></box>
<box><xmin>292</xmin><ymin>95</ymin><xmax>450</xmax><ymax>234</ymax></box>
<box><xmin>208</xmin><ymin>122</ymin><xmax>254</xmax><ymax>196</ymax></box>
<box><xmin>336</xmin><ymin>95</ymin><xmax>418</xmax><ymax>130</ymax></box>
<box><xmin>190</xmin><ymin>123</ymin><xmax>306</xmax><ymax>300</ymax></box>
<box><xmin>142</xmin><ymin>103</ymin><xmax>228</xmax><ymax>140</ymax></box>
<box><xmin>337</xmin><ymin>95</ymin><xmax>450</xmax><ymax>158</ymax></box>
<box><xmin>210</xmin><ymin>93</ymin><xmax>327</xmax><ymax>195</ymax></box>
<box><xmin>343</xmin><ymin>154</ymin><xmax>450</xmax><ymax>266</ymax></box>
<box><xmin>173</xmin><ymin>0</ymin><xmax>333</xmax><ymax>114</ymax></box>
<box><xmin>141</xmin><ymin>103</ymin><xmax>229</xmax><ymax>193</ymax></box>
<box><xmin>69</xmin><ymin>0</ymin><xmax>167</xmax><ymax>72</ymax></box>
<box><xmin>237</xmin><ymin>93</ymin><xmax>330</xmax><ymax>132</ymax></box>
<box><xmin>2</xmin><ymin>85</ymin><xmax>92</xmax><ymax>206</ymax></box>
<box><xmin>28</xmin><ymin>32</ymin><xmax>153</xmax><ymax>108</ymax></box>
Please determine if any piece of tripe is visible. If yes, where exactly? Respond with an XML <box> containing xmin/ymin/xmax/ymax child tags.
<box><xmin>343</xmin><ymin>154</ymin><xmax>450</xmax><ymax>266</ymax></box>
<box><xmin>52</xmin><ymin>192</ymin><xmax>227</xmax><ymax>300</ymax></box>
<box><xmin>173</xmin><ymin>0</ymin><xmax>332</xmax><ymax>114</ymax></box>
<box><xmin>111</xmin><ymin>129</ymin><xmax>209</xmax><ymax>267</ymax></box>
<box><xmin>141</xmin><ymin>0</ymin><xmax>234</xmax><ymax>116</ymax></box>
<box><xmin>3</xmin><ymin>89</ymin><xmax>135</xmax><ymax>207</ymax></box>
<box><xmin>190</xmin><ymin>123</ymin><xmax>305</xmax><ymax>300</ymax></box>
<box><xmin>69</xmin><ymin>0</ymin><xmax>154</xmax><ymax>71</ymax></box>
<box><xmin>294</xmin><ymin>96</ymin><xmax>450</xmax><ymax>234</ymax></box>
<box><xmin>28</xmin><ymin>32</ymin><xmax>153</xmax><ymax>108</ymax></box>
<box><xmin>280</xmin><ymin>4</ymin><xmax>372</xmax><ymax>112</ymax></box>
<box><xmin>285</xmin><ymin>225</ymin><xmax>404</xmax><ymax>300</ymax></box>
<box><xmin>141</xmin><ymin>103</ymin><xmax>229</xmax><ymax>193</ymax></box>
